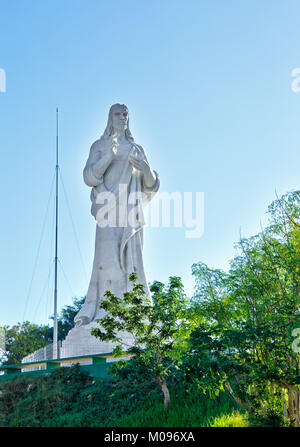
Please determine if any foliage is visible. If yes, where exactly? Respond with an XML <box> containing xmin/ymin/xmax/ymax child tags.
<box><xmin>188</xmin><ymin>190</ymin><xmax>300</xmax><ymax>426</ymax></box>
<box><xmin>208</xmin><ymin>411</ymin><xmax>248</xmax><ymax>427</ymax></box>
<box><xmin>91</xmin><ymin>275</ymin><xmax>197</xmax><ymax>410</ymax></box>
<box><xmin>0</xmin><ymin>366</ymin><xmax>243</xmax><ymax>427</ymax></box>
<box><xmin>3</xmin><ymin>322</ymin><xmax>52</xmax><ymax>365</ymax></box>
<box><xmin>49</xmin><ymin>296</ymin><xmax>85</xmax><ymax>340</ymax></box>
<box><xmin>2</xmin><ymin>297</ymin><xmax>84</xmax><ymax>364</ymax></box>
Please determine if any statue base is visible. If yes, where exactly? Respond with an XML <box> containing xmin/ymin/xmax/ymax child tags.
<box><xmin>60</xmin><ymin>322</ymin><xmax>134</xmax><ymax>358</ymax></box>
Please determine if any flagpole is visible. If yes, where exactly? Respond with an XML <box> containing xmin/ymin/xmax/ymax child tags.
<box><xmin>53</xmin><ymin>107</ymin><xmax>59</xmax><ymax>359</ymax></box>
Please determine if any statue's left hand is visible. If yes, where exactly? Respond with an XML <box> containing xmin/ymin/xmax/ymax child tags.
<box><xmin>129</xmin><ymin>153</ymin><xmax>156</xmax><ymax>188</ymax></box>
<box><xmin>129</xmin><ymin>153</ymin><xmax>151</xmax><ymax>175</ymax></box>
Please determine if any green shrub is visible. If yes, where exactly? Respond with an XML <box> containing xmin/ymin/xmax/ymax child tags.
<box><xmin>0</xmin><ymin>366</ymin><xmax>245</xmax><ymax>427</ymax></box>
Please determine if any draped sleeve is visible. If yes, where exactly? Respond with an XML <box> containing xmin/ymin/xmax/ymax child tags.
<box><xmin>83</xmin><ymin>139</ymin><xmax>113</xmax><ymax>187</ymax></box>
<box><xmin>141</xmin><ymin>169</ymin><xmax>160</xmax><ymax>194</ymax></box>
<box><xmin>135</xmin><ymin>144</ymin><xmax>160</xmax><ymax>196</ymax></box>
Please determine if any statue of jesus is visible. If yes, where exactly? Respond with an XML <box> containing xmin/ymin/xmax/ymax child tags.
<box><xmin>74</xmin><ymin>104</ymin><xmax>160</xmax><ymax>327</ymax></box>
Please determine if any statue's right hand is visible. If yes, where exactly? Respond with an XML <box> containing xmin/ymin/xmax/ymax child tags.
<box><xmin>109</xmin><ymin>137</ymin><xmax>118</xmax><ymax>157</ymax></box>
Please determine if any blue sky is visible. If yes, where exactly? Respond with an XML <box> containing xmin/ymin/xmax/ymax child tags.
<box><xmin>0</xmin><ymin>0</ymin><xmax>299</xmax><ymax>327</ymax></box>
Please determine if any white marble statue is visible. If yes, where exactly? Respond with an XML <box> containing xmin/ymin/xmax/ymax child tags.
<box><xmin>61</xmin><ymin>104</ymin><xmax>159</xmax><ymax>356</ymax></box>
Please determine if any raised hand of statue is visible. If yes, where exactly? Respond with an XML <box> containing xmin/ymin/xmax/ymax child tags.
<box><xmin>109</xmin><ymin>137</ymin><xmax>119</xmax><ymax>157</ymax></box>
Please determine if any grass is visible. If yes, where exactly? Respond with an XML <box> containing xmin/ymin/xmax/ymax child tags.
<box><xmin>0</xmin><ymin>366</ymin><xmax>248</xmax><ymax>427</ymax></box>
<box><xmin>109</xmin><ymin>386</ymin><xmax>247</xmax><ymax>427</ymax></box>
<box><xmin>208</xmin><ymin>411</ymin><xmax>249</xmax><ymax>427</ymax></box>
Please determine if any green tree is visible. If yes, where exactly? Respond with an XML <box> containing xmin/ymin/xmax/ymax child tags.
<box><xmin>3</xmin><ymin>322</ymin><xmax>52</xmax><ymax>365</ymax></box>
<box><xmin>3</xmin><ymin>296</ymin><xmax>85</xmax><ymax>364</ymax></box>
<box><xmin>188</xmin><ymin>191</ymin><xmax>300</xmax><ymax>426</ymax></box>
<box><xmin>91</xmin><ymin>274</ymin><xmax>196</xmax><ymax>410</ymax></box>
<box><xmin>49</xmin><ymin>296</ymin><xmax>85</xmax><ymax>340</ymax></box>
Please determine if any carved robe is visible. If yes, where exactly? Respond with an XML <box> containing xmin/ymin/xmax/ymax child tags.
<box><xmin>74</xmin><ymin>137</ymin><xmax>159</xmax><ymax>327</ymax></box>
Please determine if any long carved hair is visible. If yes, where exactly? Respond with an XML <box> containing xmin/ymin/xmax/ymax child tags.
<box><xmin>101</xmin><ymin>103</ymin><xmax>134</xmax><ymax>142</ymax></box>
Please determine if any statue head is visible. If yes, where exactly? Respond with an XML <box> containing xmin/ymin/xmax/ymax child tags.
<box><xmin>101</xmin><ymin>103</ymin><xmax>134</xmax><ymax>142</ymax></box>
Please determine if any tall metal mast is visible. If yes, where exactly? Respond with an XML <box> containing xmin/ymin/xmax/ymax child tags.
<box><xmin>53</xmin><ymin>108</ymin><xmax>59</xmax><ymax>358</ymax></box>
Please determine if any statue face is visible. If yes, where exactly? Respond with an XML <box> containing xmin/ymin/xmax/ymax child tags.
<box><xmin>111</xmin><ymin>106</ymin><xmax>129</xmax><ymax>132</ymax></box>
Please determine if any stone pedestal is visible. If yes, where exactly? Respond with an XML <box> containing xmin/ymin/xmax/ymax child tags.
<box><xmin>60</xmin><ymin>322</ymin><xmax>134</xmax><ymax>358</ymax></box>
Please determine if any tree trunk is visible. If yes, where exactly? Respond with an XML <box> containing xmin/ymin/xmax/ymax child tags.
<box><xmin>287</xmin><ymin>387</ymin><xmax>300</xmax><ymax>426</ymax></box>
<box><xmin>225</xmin><ymin>382</ymin><xmax>251</xmax><ymax>412</ymax></box>
<box><xmin>294</xmin><ymin>389</ymin><xmax>300</xmax><ymax>427</ymax></box>
<box><xmin>288</xmin><ymin>388</ymin><xmax>295</xmax><ymax>423</ymax></box>
<box><xmin>155</xmin><ymin>376</ymin><xmax>170</xmax><ymax>411</ymax></box>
